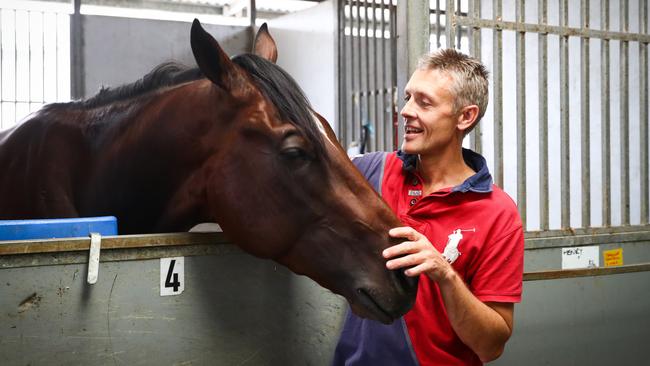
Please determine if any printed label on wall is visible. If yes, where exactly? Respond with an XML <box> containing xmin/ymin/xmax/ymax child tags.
<box><xmin>603</xmin><ymin>248</ymin><xmax>623</xmax><ymax>267</ymax></box>
<box><xmin>561</xmin><ymin>246</ymin><xmax>599</xmax><ymax>270</ymax></box>
<box><xmin>160</xmin><ymin>257</ymin><xmax>185</xmax><ymax>296</ymax></box>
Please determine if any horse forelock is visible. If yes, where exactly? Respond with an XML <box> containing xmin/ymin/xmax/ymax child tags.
<box><xmin>231</xmin><ymin>54</ymin><xmax>328</xmax><ymax>160</ymax></box>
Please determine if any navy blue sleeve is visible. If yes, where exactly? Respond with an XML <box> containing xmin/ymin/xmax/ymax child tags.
<box><xmin>333</xmin><ymin>152</ymin><xmax>420</xmax><ymax>366</ymax></box>
<box><xmin>351</xmin><ymin>152</ymin><xmax>387</xmax><ymax>193</ymax></box>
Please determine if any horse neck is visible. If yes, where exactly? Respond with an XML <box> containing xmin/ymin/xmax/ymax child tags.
<box><xmin>82</xmin><ymin>81</ymin><xmax>222</xmax><ymax>233</ymax></box>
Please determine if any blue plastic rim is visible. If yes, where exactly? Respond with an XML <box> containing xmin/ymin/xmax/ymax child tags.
<box><xmin>0</xmin><ymin>216</ymin><xmax>118</xmax><ymax>241</ymax></box>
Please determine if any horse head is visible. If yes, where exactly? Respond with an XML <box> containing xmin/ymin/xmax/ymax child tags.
<box><xmin>187</xmin><ymin>20</ymin><xmax>416</xmax><ymax>323</ymax></box>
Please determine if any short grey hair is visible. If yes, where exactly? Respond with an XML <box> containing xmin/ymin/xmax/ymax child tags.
<box><xmin>417</xmin><ymin>48</ymin><xmax>489</xmax><ymax>130</ymax></box>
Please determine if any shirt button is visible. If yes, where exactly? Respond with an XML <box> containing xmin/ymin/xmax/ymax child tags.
<box><xmin>410</xmin><ymin>198</ymin><xmax>417</xmax><ymax>206</ymax></box>
<box><xmin>412</xmin><ymin>178</ymin><xmax>419</xmax><ymax>186</ymax></box>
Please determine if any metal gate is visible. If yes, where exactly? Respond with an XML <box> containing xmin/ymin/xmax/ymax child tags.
<box><xmin>0</xmin><ymin>1</ymin><xmax>71</xmax><ymax>130</ymax></box>
<box><xmin>337</xmin><ymin>0</ymin><xmax>650</xmax><ymax>236</ymax></box>
<box><xmin>336</xmin><ymin>2</ymin><xmax>650</xmax><ymax>364</ymax></box>
<box><xmin>336</xmin><ymin>0</ymin><xmax>399</xmax><ymax>153</ymax></box>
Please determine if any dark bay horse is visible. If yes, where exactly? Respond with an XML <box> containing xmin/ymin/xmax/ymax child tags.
<box><xmin>0</xmin><ymin>20</ymin><xmax>416</xmax><ymax>323</ymax></box>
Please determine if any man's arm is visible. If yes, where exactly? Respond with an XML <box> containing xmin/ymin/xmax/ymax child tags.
<box><xmin>384</xmin><ymin>227</ymin><xmax>514</xmax><ymax>363</ymax></box>
<box><xmin>437</xmin><ymin>271</ymin><xmax>513</xmax><ymax>362</ymax></box>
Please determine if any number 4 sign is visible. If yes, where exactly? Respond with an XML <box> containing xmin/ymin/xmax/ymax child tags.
<box><xmin>160</xmin><ymin>257</ymin><xmax>185</xmax><ymax>296</ymax></box>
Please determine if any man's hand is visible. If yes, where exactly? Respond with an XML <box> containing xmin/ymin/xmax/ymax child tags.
<box><xmin>384</xmin><ymin>227</ymin><xmax>514</xmax><ymax>363</ymax></box>
<box><xmin>383</xmin><ymin>226</ymin><xmax>454</xmax><ymax>283</ymax></box>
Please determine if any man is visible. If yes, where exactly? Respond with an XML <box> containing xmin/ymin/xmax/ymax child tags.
<box><xmin>333</xmin><ymin>49</ymin><xmax>524</xmax><ymax>365</ymax></box>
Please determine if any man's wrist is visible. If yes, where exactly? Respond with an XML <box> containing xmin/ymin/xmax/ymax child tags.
<box><xmin>431</xmin><ymin>263</ymin><xmax>458</xmax><ymax>285</ymax></box>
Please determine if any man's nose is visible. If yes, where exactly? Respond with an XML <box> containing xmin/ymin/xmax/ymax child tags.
<box><xmin>400</xmin><ymin>99</ymin><xmax>416</xmax><ymax>120</ymax></box>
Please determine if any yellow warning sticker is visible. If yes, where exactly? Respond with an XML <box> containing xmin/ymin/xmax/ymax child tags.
<box><xmin>603</xmin><ymin>248</ymin><xmax>623</xmax><ymax>267</ymax></box>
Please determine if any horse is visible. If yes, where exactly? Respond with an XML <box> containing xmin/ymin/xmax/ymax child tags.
<box><xmin>0</xmin><ymin>19</ymin><xmax>417</xmax><ymax>324</ymax></box>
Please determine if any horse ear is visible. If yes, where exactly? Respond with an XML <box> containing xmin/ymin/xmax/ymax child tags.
<box><xmin>252</xmin><ymin>23</ymin><xmax>278</xmax><ymax>63</ymax></box>
<box><xmin>190</xmin><ymin>19</ymin><xmax>239</xmax><ymax>91</ymax></box>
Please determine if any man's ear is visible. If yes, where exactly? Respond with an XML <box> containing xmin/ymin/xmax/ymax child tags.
<box><xmin>457</xmin><ymin>105</ymin><xmax>480</xmax><ymax>133</ymax></box>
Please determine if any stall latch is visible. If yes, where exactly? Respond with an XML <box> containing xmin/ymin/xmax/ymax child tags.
<box><xmin>87</xmin><ymin>232</ymin><xmax>101</xmax><ymax>284</ymax></box>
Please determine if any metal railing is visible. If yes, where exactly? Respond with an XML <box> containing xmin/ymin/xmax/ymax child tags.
<box><xmin>0</xmin><ymin>1</ymin><xmax>71</xmax><ymax>130</ymax></box>
<box><xmin>338</xmin><ymin>0</ymin><xmax>650</xmax><ymax>240</ymax></box>
<box><xmin>2</xmin><ymin>232</ymin><xmax>649</xmax><ymax>281</ymax></box>
<box><xmin>336</xmin><ymin>0</ymin><xmax>399</xmax><ymax>153</ymax></box>
<box><xmin>443</xmin><ymin>0</ymin><xmax>649</xmax><ymax>235</ymax></box>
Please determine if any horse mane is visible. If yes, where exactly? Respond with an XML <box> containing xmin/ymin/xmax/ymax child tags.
<box><xmin>67</xmin><ymin>54</ymin><xmax>325</xmax><ymax>158</ymax></box>
<box><xmin>232</xmin><ymin>54</ymin><xmax>326</xmax><ymax>159</ymax></box>
<box><xmin>77</xmin><ymin>62</ymin><xmax>204</xmax><ymax>108</ymax></box>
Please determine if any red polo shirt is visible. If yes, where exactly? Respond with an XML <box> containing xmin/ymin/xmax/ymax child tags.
<box><xmin>333</xmin><ymin>149</ymin><xmax>524</xmax><ymax>366</ymax></box>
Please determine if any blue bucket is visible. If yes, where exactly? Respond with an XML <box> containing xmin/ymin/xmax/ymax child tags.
<box><xmin>0</xmin><ymin>216</ymin><xmax>118</xmax><ymax>241</ymax></box>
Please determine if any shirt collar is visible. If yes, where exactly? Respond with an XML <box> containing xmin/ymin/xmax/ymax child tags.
<box><xmin>396</xmin><ymin>148</ymin><xmax>493</xmax><ymax>193</ymax></box>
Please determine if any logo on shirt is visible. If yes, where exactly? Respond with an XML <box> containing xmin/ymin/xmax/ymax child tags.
<box><xmin>442</xmin><ymin>228</ymin><xmax>475</xmax><ymax>264</ymax></box>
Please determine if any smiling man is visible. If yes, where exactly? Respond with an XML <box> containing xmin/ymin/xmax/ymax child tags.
<box><xmin>333</xmin><ymin>49</ymin><xmax>524</xmax><ymax>365</ymax></box>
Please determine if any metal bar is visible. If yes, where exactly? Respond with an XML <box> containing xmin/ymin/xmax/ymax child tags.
<box><xmin>351</xmin><ymin>1</ymin><xmax>356</xmax><ymax>143</ymax></box>
<box><xmin>525</xmin><ymin>223</ymin><xmax>650</xmax><ymax>239</ymax></box>
<box><xmin>454</xmin><ymin>16</ymin><xmax>650</xmax><ymax>43</ymax></box>
<box><xmin>347</xmin><ymin>0</ymin><xmax>354</xmax><ymax>147</ymax></box>
<box><xmin>390</xmin><ymin>1</ymin><xmax>399</xmax><ymax>149</ymax></box>
<box><xmin>372</xmin><ymin>0</ymin><xmax>378</xmax><ymax>151</ymax></box>
<box><xmin>525</xmin><ymin>229</ymin><xmax>650</xmax><ymax>249</ymax></box>
<box><xmin>249</xmin><ymin>0</ymin><xmax>256</xmax><ymax>27</ymax></box>
<box><xmin>0</xmin><ymin>244</ymin><xmax>241</xmax><ymax>269</ymax></box>
<box><xmin>581</xmin><ymin>0</ymin><xmax>591</xmax><ymax>227</ymax></box>
<box><xmin>41</xmin><ymin>11</ymin><xmax>45</xmax><ymax>104</ymax></box>
<box><xmin>516</xmin><ymin>0</ymin><xmax>526</xmax><ymax>228</ymax></box>
<box><xmin>446</xmin><ymin>0</ymin><xmax>455</xmax><ymax>49</ymax></box>
<box><xmin>359</xmin><ymin>0</ymin><xmax>370</xmax><ymax>149</ymax></box>
<box><xmin>539</xmin><ymin>0</ymin><xmax>549</xmax><ymax>231</ymax></box>
<box><xmin>560</xmin><ymin>0</ymin><xmax>570</xmax><ymax>229</ymax></box>
<box><xmin>4</xmin><ymin>234</ymin><xmax>650</xmax><ymax>280</ymax></box>
<box><xmin>364</xmin><ymin>0</ymin><xmax>371</xmax><ymax>151</ymax></box>
<box><xmin>7</xmin><ymin>225</ymin><xmax>650</xmax><ymax>257</ymax></box>
<box><xmin>4</xmin><ymin>228</ymin><xmax>650</xmax><ymax>257</ymax></box>
<box><xmin>336</xmin><ymin>0</ymin><xmax>346</xmax><ymax>145</ymax></box>
<box><xmin>351</xmin><ymin>0</ymin><xmax>358</xmax><ymax>144</ymax></box>
<box><xmin>27</xmin><ymin>10</ymin><xmax>31</xmax><ymax>113</ymax></box>
<box><xmin>524</xmin><ymin>263</ymin><xmax>650</xmax><ymax>281</ymax></box>
<box><xmin>356</xmin><ymin>0</ymin><xmax>363</xmax><ymax>144</ymax></box>
<box><xmin>0</xmin><ymin>233</ymin><xmax>228</xmax><ymax>256</ymax></box>
<box><xmin>601</xmin><ymin>0</ymin><xmax>611</xmax><ymax>226</ymax></box>
<box><xmin>436</xmin><ymin>0</ymin><xmax>441</xmax><ymax>48</ymax></box>
<box><xmin>468</xmin><ymin>0</ymin><xmax>481</xmax><ymax>154</ymax></box>
<box><xmin>620</xmin><ymin>0</ymin><xmax>630</xmax><ymax>225</ymax></box>
<box><xmin>70</xmin><ymin>0</ymin><xmax>83</xmax><ymax>99</ymax></box>
<box><xmin>14</xmin><ymin>9</ymin><xmax>17</xmax><ymax>124</ymax></box>
<box><xmin>380</xmin><ymin>0</ymin><xmax>387</xmax><ymax>150</ymax></box>
<box><xmin>0</xmin><ymin>8</ymin><xmax>3</xmax><ymax>129</ymax></box>
<box><xmin>13</xmin><ymin>10</ymin><xmax>18</xmax><ymax>124</ymax></box>
<box><xmin>455</xmin><ymin>0</ymin><xmax>461</xmax><ymax>48</ymax></box>
<box><xmin>55</xmin><ymin>11</ymin><xmax>59</xmax><ymax>101</ymax></box>
<box><xmin>493</xmin><ymin>0</ymin><xmax>504</xmax><ymax>187</ymax></box>
<box><xmin>641</xmin><ymin>0</ymin><xmax>649</xmax><ymax>224</ymax></box>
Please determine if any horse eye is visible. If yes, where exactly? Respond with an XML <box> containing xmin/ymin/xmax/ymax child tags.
<box><xmin>281</xmin><ymin>147</ymin><xmax>308</xmax><ymax>160</ymax></box>
<box><xmin>280</xmin><ymin>134</ymin><xmax>311</xmax><ymax>161</ymax></box>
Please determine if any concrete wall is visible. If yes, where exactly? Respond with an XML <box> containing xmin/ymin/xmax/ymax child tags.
<box><xmin>81</xmin><ymin>15</ymin><xmax>250</xmax><ymax>97</ymax></box>
<box><xmin>0</xmin><ymin>249</ymin><xmax>346</xmax><ymax>365</ymax></box>
<box><xmin>266</xmin><ymin>0</ymin><xmax>336</xmax><ymax>132</ymax></box>
<box><xmin>79</xmin><ymin>7</ymin><xmax>337</xmax><ymax>133</ymax></box>
<box><xmin>489</xmin><ymin>240</ymin><xmax>650</xmax><ymax>366</ymax></box>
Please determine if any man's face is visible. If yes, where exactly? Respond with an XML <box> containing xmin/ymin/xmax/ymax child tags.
<box><xmin>400</xmin><ymin>69</ymin><xmax>461</xmax><ymax>156</ymax></box>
